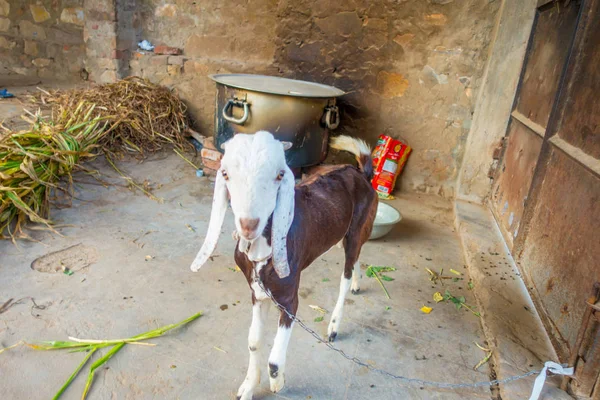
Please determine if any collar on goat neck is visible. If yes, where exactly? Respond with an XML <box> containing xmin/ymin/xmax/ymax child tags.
<box><xmin>239</xmin><ymin>234</ymin><xmax>272</xmax><ymax>264</ymax></box>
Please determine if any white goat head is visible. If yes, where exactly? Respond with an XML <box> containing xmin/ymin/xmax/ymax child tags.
<box><xmin>190</xmin><ymin>131</ymin><xmax>295</xmax><ymax>278</ymax></box>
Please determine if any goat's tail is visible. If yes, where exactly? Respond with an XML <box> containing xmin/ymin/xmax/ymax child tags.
<box><xmin>330</xmin><ymin>135</ymin><xmax>374</xmax><ymax>181</ymax></box>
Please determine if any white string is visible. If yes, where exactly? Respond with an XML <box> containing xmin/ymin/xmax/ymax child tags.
<box><xmin>529</xmin><ymin>361</ymin><xmax>573</xmax><ymax>400</ymax></box>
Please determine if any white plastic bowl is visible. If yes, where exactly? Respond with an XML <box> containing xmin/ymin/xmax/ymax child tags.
<box><xmin>369</xmin><ymin>202</ymin><xmax>402</xmax><ymax>240</ymax></box>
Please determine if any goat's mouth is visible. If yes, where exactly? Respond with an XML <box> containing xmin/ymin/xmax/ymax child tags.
<box><xmin>241</xmin><ymin>232</ymin><xmax>259</xmax><ymax>241</ymax></box>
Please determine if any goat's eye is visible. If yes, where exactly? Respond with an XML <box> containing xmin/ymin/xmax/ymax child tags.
<box><xmin>221</xmin><ymin>170</ymin><xmax>229</xmax><ymax>181</ymax></box>
<box><xmin>276</xmin><ymin>170</ymin><xmax>285</xmax><ymax>181</ymax></box>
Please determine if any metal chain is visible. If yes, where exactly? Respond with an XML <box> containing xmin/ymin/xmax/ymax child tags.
<box><xmin>255</xmin><ymin>278</ymin><xmax>541</xmax><ymax>390</ymax></box>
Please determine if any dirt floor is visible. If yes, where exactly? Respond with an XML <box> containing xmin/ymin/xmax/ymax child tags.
<box><xmin>0</xmin><ymin>87</ymin><xmax>567</xmax><ymax>400</ymax></box>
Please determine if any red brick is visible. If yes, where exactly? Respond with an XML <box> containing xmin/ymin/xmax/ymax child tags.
<box><xmin>202</xmin><ymin>158</ymin><xmax>221</xmax><ymax>171</ymax></box>
<box><xmin>201</xmin><ymin>148</ymin><xmax>222</xmax><ymax>162</ymax></box>
<box><xmin>154</xmin><ymin>45</ymin><xmax>181</xmax><ymax>55</ymax></box>
<box><xmin>203</xmin><ymin>137</ymin><xmax>217</xmax><ymax>151</ymax></box>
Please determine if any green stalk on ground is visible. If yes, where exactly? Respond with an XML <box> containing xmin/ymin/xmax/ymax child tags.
<box><xmin>3</xmin><ymin>312</ymin><xmax>203</xmax><ymax>399</ymax></box>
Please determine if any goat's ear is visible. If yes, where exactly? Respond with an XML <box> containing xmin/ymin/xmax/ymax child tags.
<box><xmin>280</xmin><ymin>141</ymin><xmax>293</xmax><ymax>151</ymax></box>
<box><xmin>271</xmin><ymin>166</ymin><xmax>295</xmax><ymax>278</ymax></box>
<box><xmin>190</xmin><ymin>170</ymin><xmax>228</xmax><ymax>272</ymax></box>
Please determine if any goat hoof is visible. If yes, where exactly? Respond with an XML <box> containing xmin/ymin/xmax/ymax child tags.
<box><xmin>268</xmin><ymin>363</ymin><xmax>285</xmax><ymax>393</ymax></box>
<box><xmin>269</xmin><ymin>375</ymin><xmax>285</xmax><ymax>393</ymax></box>
<box><xmin>236</xmin><ymin>385</ymin><xmax>255</xmax><ymax>400</ymax></box>
<box><xmin>237</xmin><ymin>376</ymin><xmax>258</xmax><ymax>400</ymax></box>
<box><xmin>328</xmin><ymin>331</ymin><xmax>337</xmax><ymax>342</ymax></box>
<box><xmin>351</xmin><ymin>288</ymin><xmax>360</xmax><ymax>295</ymax></box>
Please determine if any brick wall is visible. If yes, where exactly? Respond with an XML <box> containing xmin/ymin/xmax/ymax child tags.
<box><xmin>0</xmin><ymin>0</ymin><xmax>85</xmax><ymax>81</ymax></box>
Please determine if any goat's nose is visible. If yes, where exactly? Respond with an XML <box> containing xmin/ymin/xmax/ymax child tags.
<box><xmin>239</xmin><ymin>218</ymin><xmax>260</xmax><ymax>236</ymax></box>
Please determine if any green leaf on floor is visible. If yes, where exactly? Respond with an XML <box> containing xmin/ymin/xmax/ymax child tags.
<box><xmin>365</xmin><ymin>266</ymin><xmax>396</xmax><ymax>277</ymax></box>
<box><xmin>442</xmin><ymin>290</ymin><xmax>481</xmax><ymax>317</ymax></box>
<box><xmin>366</xmin><ymin>265</ymin><xmax>393</xmax><ymax>299</ymax></box>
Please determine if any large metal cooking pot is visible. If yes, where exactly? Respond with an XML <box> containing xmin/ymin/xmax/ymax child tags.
<box><xmin>210</xmin><ymin>74</ymin><xmax>345</xmax><ymax>168</ymax></box>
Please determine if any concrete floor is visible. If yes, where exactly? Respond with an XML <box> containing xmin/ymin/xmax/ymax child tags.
<box><xmin>0</xmin><ymin>150</ymin><xmax>498</xmax><ymax>400</ymax></box>
<box><xmin>0</xmin><ymin>87</ymin><xmax>568</xmax><ymax>399</ymax></box>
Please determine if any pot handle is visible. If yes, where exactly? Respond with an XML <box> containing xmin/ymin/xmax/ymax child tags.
<box><xmin>324</xmin><ymin>105</ymin><xmax>340</xmax><ymax>130</ymax></box>
<box><xmin>222</xmin><ymin>99</ymin><xmax>250</xmax><ymax>125</ymax></box>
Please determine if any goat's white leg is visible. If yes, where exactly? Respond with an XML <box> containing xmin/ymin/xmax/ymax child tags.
<box><xmin>327</xmin><ymin>270</ymin><xmax>353</xmax><ymax>342</ymax></box>
<box><xmin>268</xmin><ymin>318</ymin><xmax>295</xmax><ymax>393</ymax></box>
<box><xmin>237</xmin><ymin>300</ymin><xmax>270</xmax><ymax>400</ymax></box>
<box><xmin>351</xmin><ymin>261</ymin><xmax>361</xmax><ymax>294</ymax></box>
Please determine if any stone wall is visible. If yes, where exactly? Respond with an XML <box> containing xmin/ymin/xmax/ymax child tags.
<box><xmin>0</xmin><ymin>0</ymin><xmax>85</xmax><ymax>81</ymax></box>
<box><xmin>125</xmin><ymin>0</ymin><xmax>500</xmax><ymax>197</ymax></box>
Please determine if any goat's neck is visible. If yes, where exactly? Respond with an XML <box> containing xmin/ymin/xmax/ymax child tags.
<box><xmin>240</xmin><ymin>235</ymin><xmax>272</xmax><ymax>264</ymax></box>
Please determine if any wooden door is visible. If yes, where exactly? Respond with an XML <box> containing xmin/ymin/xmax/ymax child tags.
<box><xmin>490</xmin><ymin>0</ymin><xmax>581</xmax><ymax>248</ymax></box>
<box><xmin>490</xmin><ymin>0</ymin><xmax>600</xmax><ymax>396</ymax></box>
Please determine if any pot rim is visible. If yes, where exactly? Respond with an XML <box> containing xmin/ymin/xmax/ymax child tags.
<box><xmin>210</xmin><ymin>73</ymin><xmax>346</xmax><ymax>98</ymax></box>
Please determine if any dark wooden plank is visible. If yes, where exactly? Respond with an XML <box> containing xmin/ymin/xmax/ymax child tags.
<box><xmin>519</xmin><ymin>148</ymin><xmax>600</xmax><ymax>358</ymax></box>
<box><xmin>491</xmin><ymin>120</ymin><xmax>543</xmax><ymax>248</ymax></box>
<box><xmin>514</xmin><ymin>0</ymin><xmax>580</xmax><ymax>128</ymax></box>
<box><xmin>556</xmin><ymin>0</ymin><xmax>600</xmax><ymax>159</ymax></box>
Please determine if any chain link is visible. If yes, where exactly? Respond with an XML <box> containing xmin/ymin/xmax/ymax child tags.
<box><xmin>255</xmin><ymin>278</ymin><xmax>541</xmax><ymax>390</ymax></box>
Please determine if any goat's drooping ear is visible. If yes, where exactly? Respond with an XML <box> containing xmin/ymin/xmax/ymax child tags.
<box><xmin>271</xmin><ymin>166</ymin><xmax>295</xmax><ymax>278</ymax></box>
<box><xmin>190</xmin><ymin>170</ymin><xmax>228</xmax><ymax>272</ymax></box>
<box><xmin>280</xmin><ymin>141</ymin><xmax>293</xmax><ymax>151</ymax></box>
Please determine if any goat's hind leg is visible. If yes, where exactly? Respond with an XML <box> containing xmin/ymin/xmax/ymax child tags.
<box><xmin>328</xmin><ymin>227</ymin><xmax>367</xmax><ymax>342</ymax></box>
<box><xmin>327</xmin><ymin>259</ymin><xmax>354</xmax><ymax>342</ymax></box>
<box><xmin>351</xmin><ymin>259</ymin><xmax>361</xmax><ymax>294</ymax></box>
<box><xmin>237</xmin><ymin>299</ymin><xmax>270</xmax><ymax>400</ymax></box>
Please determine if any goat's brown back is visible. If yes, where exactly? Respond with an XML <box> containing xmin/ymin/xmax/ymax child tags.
<box><xmin>236</xmin><ymin>164</ymin><xmax>377</xmax><ymax>286</ymax></box>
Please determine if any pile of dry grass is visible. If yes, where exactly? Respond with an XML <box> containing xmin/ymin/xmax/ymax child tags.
<box><xmin>34</xmin><ymin>76</ymin><xmax>191</xmax><ymax>156</ymax></box>
<box><xmin>1</xmin><ymin>77</ymin><xmax>194</xmax><ymax>239</ymax></box>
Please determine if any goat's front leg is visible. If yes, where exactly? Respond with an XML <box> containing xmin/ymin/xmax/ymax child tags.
<box><xmin>237</xmin><ymin>299</ymin><xmax>270</xmax><ymax>400</ymax></box>
<box><xmin>268</xmin><ymin>301</ymin><xmax>297</xmax><ymax>393</ymax></box>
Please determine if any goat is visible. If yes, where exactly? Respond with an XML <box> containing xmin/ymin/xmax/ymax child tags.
<box><xmin>190</xmin><ymin>131</ymin><xmax>377</xmax><ymax>399</ymax></box>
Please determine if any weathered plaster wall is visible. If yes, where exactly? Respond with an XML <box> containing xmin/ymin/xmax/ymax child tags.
<box><xmin>273</xmin><ymin>1</ymin><xmax>500</xmax><ymax>197</ymax></box>
<box><xmin>456</xmin><ymin>0</ymin><xmax>538</xmax><ymax>203</ymax></box>
<box><xmin>0</xmin><ymin>0</ymin><xmax>505</xmax><ymax>197</ymax></box>
<box><xmin>123</xmin><ymin>0</ymin><xmax>500</xmax><ymax>197</ymax></box>
<box><xmin>0</xmin><ymin>0</ymin><xmax>85</xmax><ymax>82</ymax></box>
